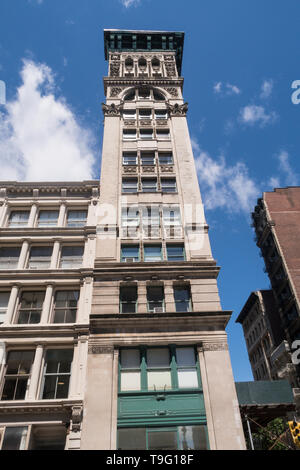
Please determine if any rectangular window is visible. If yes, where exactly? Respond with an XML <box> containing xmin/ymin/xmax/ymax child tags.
<box><xmin>41</xmin><ymin>349</ymin><xmax>73</xmax><ymax>400</ymax></box>
<box><xmin>59</xmin><ymin>246</ymin><xmax>83</xmax><ymax>269</ymax></box>
<box><xmin>163</xmin><ymin>207</ymin><xmax>181</xmax><ymax>225</ymax></box>
<box><xmin>28</xmin><ymin>246</ymin><xmax>52</xmax><ymax>269</ymax></box>
<box><xmin>140</xmin><ymin>129</ymin><xmax>153</xmax><ymax>140</ymax></box>
<box><xmin>158</xmin><ymin>152</ymin><xmax>173</xmax><ymax>165</ymax></box>
<box><xmin>37</xmin><ymin>210</ymin><xmax>59</xmax><ymax>227</ymax></box>
<box><xmin>138</xmin><ymin>89</ymin><xmax>150</xmax><ymax>100</ymax></box>
<box><xmin>122</xmin><ymin>152</ymin><xmax>137</xmax><ymax>166</ymax></box>
<box><xmin>53</xmin><ymin>291</ymin><xmax>79</xmax><ymax>323</ymax></box>
<box><xmin>17</xmin><ymin>291</ymin><xmax>45</xmax><ymax>324</ymax></box>
<box><xmin>123</xmin><ymin>129</ymin><xmax>136</xmax><ymax>140</ymax></box>
<box><xmin>120</xmin><ymin>286</ymin><xmax>137</xmax><ymax>313</ymax></box>
<box><xmin>139</xmin><ymin>109</ymin><xmax>152</xmax><ymax>119</ymax></box>
<box><xmin>142</xmin><ymin>178</ymin><xmax>157</xmax><ymax>192</ymax></box>
<box><xmin>155</xmin><ymin>110</ymin><xmax>167</xmax><ymax>120</ymax></box>
<box><xmin>121</xmin><ymin>245</ymin><xmax>140</xmax><ymax>262</ymax></box>
<box><xmin>176</xmin><ymin>347</ymin><xmax>198</xmax><ymax>388</ymax></box>
<box><xmin>147</xmin><ymin>286</ymin><xmax>164</xmax><ymax>313</ymax></box>
<box><xmin>156</xmin><ymin>129</ymin><xmax>170</xmax><ymax>140</ymax></box>
<box><xmin>66</xmin><ymin>210</ymin><xmax>87</xmax><ymax>227</ymax></box>
<box><xmin>0</xmin><ymin>247</ymin><xmax>20</xmax><ymax>269</ymax></box>
<box><xmin>161</xmin><ymin>178</ymin><xmax>177</xmax><ymax>193</ymax></box>
<box><xmin>167</xmin><ymin>244</ymin><xmax>185</xmax><ymax>261</ymax></box>
<box><xmin>0</xmin><ymin>292</ymin><xmax>10</xmax><ymax>324</ymax></box>
<box><xmin>8</xmin><ymin>211</ymin><xmax>30</xmax><ymax>228</ymax></box>
<box><xmin>144</xmin><ymin>245</ymin><xmax>162</xmax><ymax>262</ymax></box>
<box><xmin>174</xmin><ymin>286</ymin><xmax>192</xmax><ymax>312</ymax></box>
<box><xmin>121</xmin><ymin>207</ymin><xmax>139</xmax><ymax>238</ymax></box>
<box><xmin>141</xmin><ymin>151</ymin><xmax>155</xmax><ymax>166</ymax></box>
<box><xmin>122</xmin><ymin>109</ymin><xmax>136</xmax><ymax>120</ymax></box>
<box><xmin>28</xmin><ymin>425</ymin><xmax>67</xmax><ymax>450</ymax></box>
<box><xmin>1</xmin><ymin>350</ymin><xmax>35</xmax><ymax>401</ymax></box>
<box><xmin>142</xmin><ymin>206</ymin><xmax>160</xmax><ymax>238</ymax></box>
<box><xmin>122</xmin><ymin>178</ymin><xmax>138</xmax><ymax>193</ymax></box>
<box><xmin>1</xmin><ymin>427</ymin><xmax>28</xmax><ymax>450</ymax></box>
<box><xmin>120</xmin><ymin>349</ymin><xmax>141</xmax><ymax>392</ymax></box>
<box><xmin>147</xmin><ymin>348</ymin><xmax>171</xmax><ymax>390</ymax></box>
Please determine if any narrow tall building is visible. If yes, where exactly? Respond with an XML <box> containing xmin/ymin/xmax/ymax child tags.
<box><xmin>81</xmin><ymin>29</ymin><xmax>245</xmax><ymax>450</ymax></box>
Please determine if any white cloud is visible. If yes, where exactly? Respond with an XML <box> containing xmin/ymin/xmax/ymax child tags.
<box><xmin>192</xmin><ymin>138</ymin><xmax>258</xmax><ymax>213</ymax></box>
<box><xmin>213</xmin><ymin>82</ymin><xmax>241</xmax><ymax>96</ymax></box>
<box><xmin>268</xmin><ymin>176</ymin><xmax>280</xmax><ymax>189</ymax></box>
<box><xmin>260</xmin><ymin>79</ymin><xmax>273</xmax><ymax>99</ymax></box>
<box><xmin>239</xmin><ymin>104</ymin><xmax>278</xmax><ymax>127</ymax></box>
<box><xmin>120</xmin><ymin>0</ymin><xmax>140</xmax><ymax>7</ymax></box>
<box><xmin>277</xmin><ymin>150</ymin><xmax>298</xmax><ymax>186</ymax></box>
<box><xmin>0</xmin><ymin>59</ymin><xmax>96</xmax><ymax>181</ymax></box>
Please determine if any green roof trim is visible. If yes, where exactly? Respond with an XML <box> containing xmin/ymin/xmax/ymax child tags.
<box><xmin>103</xmin><ymin>29</ymin><xmax>185</xmax><ymax>75</ymax></box>
<box><xmin>235</xmin><ymin>380</ymin><xmax>294</xmax><ymax>406</ymax></box>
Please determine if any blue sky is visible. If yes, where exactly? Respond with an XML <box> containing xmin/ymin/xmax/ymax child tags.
<box><xmin>1</xmin><ymin>0</ymin><xmax>300</xmax><ymax>381</ymax></box>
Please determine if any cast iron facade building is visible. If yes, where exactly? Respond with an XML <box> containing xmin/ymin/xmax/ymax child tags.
<box><xmin>0</xmin><ymin>30</ymin><xmax>246</xmax><ymax>450</ymax></box>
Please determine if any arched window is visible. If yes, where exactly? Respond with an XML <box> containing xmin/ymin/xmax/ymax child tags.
<box><xmin>138</xmin><ymin>57</ymin><xmax>147</xmax><ymax>70</ymax></box>
<box><xmin>153</xmin><ymin>89</ymin><xmax>165</xmax><ymax>101</ymax></box>
<box><xmin>151</xmin><ymin>57</ymin><xmax>160</xmax><ymax>71</ymax></box>
<box><xmin>125</xmin><ymin>57</ymin><xmax>133</xmax><ymax>70</ymax></box>
<box><xmin>124</xmin><ymin>89</ymin><xmax>136</xmax><ymax>101</ymax></box>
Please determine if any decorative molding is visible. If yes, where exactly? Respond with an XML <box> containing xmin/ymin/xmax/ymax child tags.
<box><xmin>102</xmin><ymin>102</ymin><xmax>123</xmax><ymax>117</ymax></box>
<box><xmin>142</xmin><ymin>166</ymin><xmax>156</xmax><ymax>173</ymax></box>
<box><xmin>167</xmin><ymin>102</ymin><xmax>188</xmax><ymax>116</ymax></box>
<box><xmin>110</xmin><ymin>63</ymin><xmax>120</xmax><ymax>78</ymax></box>
<box><xmin>71</xmin><ymin>405</ymin><xmax>83</xmax><ymax>433</ymax></box>
<box><xmin>156</xmin><ymin>120</ymin><xmax>168</xmax><ymax>126</ymax></box>
<box><xmin>162</xmin><ymin>87</ymin><xmax>179</xmax><ymax>97</ymax></box>
<box><xmin>123</xmin><ymin>166</ymin><xmax>137</xmax><ymax>174</ymax></box>
<box><xmin>123</xmin><ymin>120</ymin><xmax>136</xmax><ymax>126</ymax></box>
<box><xmin>139</xmin><ymin>120</ymin><xmax>152</xmax><ymax>126</ymax></box>
<box><xmin>88</xmin><ymin>344</ymin><xmax>114</xmax><ymax>355</ymax></box>
<box><xmin>164</xmin><ymin>62</ymin><xmax>176</xmax><ymax>77</ymax></box>
<box><xmin>110</xmin><ymin>87</ymin><xmax>124</xmax><ymax>98</ymax></box>
<box><xmin>202</xmin><ymin>342</ymin><xmax>228</xmax><ymax>352</ymax></box>
<box><xmin>160</xmin><ymin>166</ymin><xmax>174</xmax><ymax>173</ymax></box>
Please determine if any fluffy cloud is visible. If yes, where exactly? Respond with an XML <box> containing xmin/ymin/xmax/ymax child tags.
<box><xmin>213</xmin><ymin>82</ymin><xmax>241</xmax><ymax>96</ymax></box>
<box><xmin>239</xmin><ymin>104</ymin><xmax>278</xmax><ymax>127</ymax></box>
<box><xmin>277</xmin><ymin>150</ymin><xmax>298</xmax><ymax>186</ymax></box>
<box><xmin>120</xmin><ymin>0</ymin><xmax>140</xmax><ymax>7</ymax></box>
<box><xmin>0</xmin><ymin>59</ymin><xmax>96</xmax><ymax>181</ymax></box>
<box><xmin>192</xmin><ymin>138</ymin><xmax>258</xmax><ymax>213</ymax></box>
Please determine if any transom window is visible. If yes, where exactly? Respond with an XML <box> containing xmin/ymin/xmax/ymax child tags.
<box><xmin>119</xmin><ymin>346</ymin><xmax>199</xmax><ymax>392</ymax></box>
<box><xmin>8</xmin><ymin>211</ymin><xmax>30</xmax><ymax>228</ymax></box>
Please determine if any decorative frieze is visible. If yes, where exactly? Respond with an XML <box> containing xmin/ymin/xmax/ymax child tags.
<box><xmin>123</xmin><ymin>120</ymin><xmax>136</xmax><ymax>126</ymax></box>
<box><xmin>110</xmin><ymin>87</ymin><xmax>124</xmax><ymax>98</ymax></box>
<box><xmin>201</xmin><ymin>342</ymin><xmax>229</xmax><ymax>352</ymax></box>
<box><xmin>88</xmin><ymin>344</ymin><xmax>114</xmax><ymax>355</ymax></box>
<box><xmin>165</xmin><ymin>62</ymin><xmax>176</xmax><ymax>77</ymax></box>
<box><xmin>156</xmin><ymin>120</ymin><xmax>168</xmax><ymax>126</ymax></box>
<box><xmin>123</xmin><ymin>166</ymin><xmax>137</xmax><ymax>174</ymax></box>
<box><xmin>160</xmin><ymin>165</ymin><xmax>174</xmax><ymax>173</ymax></box>
<box><xmin>142</xmin><ymin>166</ymin><xmax>156</xmax><ymax>173</ymax></box>
<box><xmin>139</xmin><ymin>120</ymin><xmax>152</xmax><ymax>126</ymax></box>
<box><xmin>163</xmin><ymin>87</ymin><xmax>179</xmax><ymax>97</ymax></box>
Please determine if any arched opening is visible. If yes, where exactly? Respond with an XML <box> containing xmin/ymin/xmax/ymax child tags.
<box><xmin>124</xmin><ymin>89</ymin><xmax>136</xmax><ymax>101</ymax></box>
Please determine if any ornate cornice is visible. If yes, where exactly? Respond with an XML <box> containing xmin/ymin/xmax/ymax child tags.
<box><xmin>103</xmin><ymin>77</ymin><xmax>183</xmax><ymax>96</ymax></box>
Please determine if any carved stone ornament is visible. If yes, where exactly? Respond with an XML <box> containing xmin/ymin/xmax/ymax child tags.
<box><xmin>142</xmin><ymin>166</ymin><xmax>155</xmax><ymax>173</ymax></box>
<box><xmin>110</xmin><ymin>63</ymin><xmax>120</xmax><ymax>77</ymax></box>
<box><xmin>202</xmin><ymin>342</ymin><xmax>229</xmax><ymax>352</ymax></box>
<box><xmin>111</xmin><ymin>54</ymin><xmax>120</xmax><ymax>61</ymax></box>
<box><xmin>123</xmin><ymin>120</ymin><xmax>136</xmax><ymax>126</ymax></box>
<box><xmin>110</xmin><ymin>87</ymin><xmax>123</xmax><ymax>98</ymax></box>
<box><xmin>123</xmin><ymin>166</ymin><xmax>137</xmax><ymax>173</ymax></box>
<box><xmin>164</xmin><ymin>55</ymin><xmax>175</xmax><ymax>61</ymax></box>
<box><xmin>102</xmin><ymin>102</ymin><xmax>123</xmax><ymax>116</ymax></box>
<box><xmin>88</xmin><ymin>345</ymin><xmax>114</xmax><ymax>355</ymax></box>
<box><xmin>165</xmin><ymin>63</ymin><xmax>176</xmax><ymax>77</ymax></box>
<box><xmin>71</xmin><ymin>405</ymin><xmax>83</xmax><ymax>433</ymax></box>
<box><xmin>139</xmin><ymin>119</ymin><xmax>152</xmax><ymax>126</ymax></box>
<box><xmin>156</xmin><ymin>120</ymin><xmax>168</xmax><ymax>126</ymax></box>
<box><xmin>163</xmin><ymin>87</ymin><xmax>179</xmax><ymax>97</ymax></box>
<box><xmin>160</xmin><ymin>165</ymin><xmax>174</xmax><ymax>173</ymax></box>
<box><xmin>167</xmin><ymin>102</ymin><xmax>188</xmax><ymax>116</ymax></box>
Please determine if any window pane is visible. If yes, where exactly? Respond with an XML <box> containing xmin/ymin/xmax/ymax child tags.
<box><xmin>29</xmin><ymin>425</ymin><xmax>66</xmax><ymax>450</ymax></box>
<box><xmin>167</xmin><ymin>245</ymin><xmax>185</xmax><ymax>261</ymax></box>
<box><xmin>0</xmin><ymin>247</ymin><xmax>20</xmax><ymax>268</ymax></box>
<box><xmin>67</xmin><ymin>210</ymin><xmax>87</xmax><ymax>227</ymax></box>
<box><xmin>144</xmin><ymin>245</ymin><xmax>161</xmax><ymax>261</ymax></box>
<box><xmin>147</xmin><ymin>348</ymin><xmax>169</xmax><ymax>368</ymax></box>
<box><xmin>121</xmin><ymin>349</ymin><xmax>140</xmax><ymax>369</ymax></box>
<box><xmin>177</xmin><ymin>369</ymin><xmax>198</xmax><ymax>388</ymax></box>
<box><xmin>118</xmin><ymin>428</ymin><xmax>146</xmax><ymax>450</ymax></box>
<box><xmin>1</xmin><ymin>427</ymin><xmax>28</xmax><ymax>450</ymax></box>
<box><xmin>148</xmin><ymin>430</ymin><xmax>177</xmax><ymax>450</ymax></box>
<box><xmin>0</xmin><ymin>292</ymin><xmax>10</xmax><ymax>323</ymax></box>
<box><xmin>121</xmin><ymin>245</ymin><xmax>139</xmax><ymax>261</ymax></box>
<box><xmin>6</xmin><ymin>350</ymin><xmax>35</xmax><ymax>375</ymax></box>
<box><xmin>147</xmin><ymin>370</ymin><xmax>172</xmax><ymax>390</ymax></box>
<box><xmin>178</xmin><ymin>426</ymin><xmax>208</xmax><ymax>450</ymax></box>
<box><xmin>9</xmin><ymin>211</ymin><xmax>30</xmax><ymax>227</ymax></box>
<box><xmin>122</xmin><ymin>179</ymin><xmax>138</xmax><ymax>193</ymax></box>
<box><xmin>176</xmin><ymin>347</ymin><xmax>196</xmax><ymax>367</ymax></box>
<box><xmin>120</xmin><ymin>371</ymin><xmax>141</xmax><ymax>391</ymax></box>
<box><xmin>38</xmin><ymin>211</ymin><xmax>59</xmax><ymax>227</ymax></box>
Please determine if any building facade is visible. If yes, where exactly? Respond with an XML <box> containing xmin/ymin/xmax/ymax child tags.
<box><xmin>251</xmin><ymin>188</ymin><xmax>300</xmax><ymax>390</ymax></box>
<box><xmin>0</xmin><ymin>29</ymin><xmax>246</xmax><ymax>450</ymax></box>
<box><xmin>236</xmin><ymin>290</ymin><xmax>285</xmax><ymax>382</ymax></box>
<box><xmin>80</xmin><ymin>29</ymin><xmax>245</xmax><ymax>451</ymax></box>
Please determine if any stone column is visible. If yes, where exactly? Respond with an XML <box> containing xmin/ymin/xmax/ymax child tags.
<box><xmin>199</xmin><ymin>340</ymin><xmax>246</xmax><ymax>450</ymax></box>
<box><xmin>28</xmin><ymin>203</ymin><xmax>38</xmax><ymax>227</ymax></box>
<box><xmin>40</xmin><ymin>284</ymin><xmax>54</xmax><ymax>324</ymax></box>
<box><xmin>58</xmin><ymin>203</ymin><xmax>67</xmax><ymax>227</ymax></box>
<box><xmin>0</xmin><ymin>202</ymin><xmax>8</xmax><ymax>227</ymax></box>
<box><xmin>77</xmin><ymin>277</ymin><xmax>93</xmax><ymax>324</ymax></box>
<box><xmin>27</xmin><ymin>344</ymin><xmax>44</xmax><ymax>400</ymax></box>
<box><xmin>69</xmin><ymin>336</ymin><xmax>88</xmax><ymax>399</ymax></box>
<box><xmin>80</xmin><ymin>345</ymin><xmax>116</xmax><ymax>449</ymax></box>
<box><xmin>50</xmin><ymin>240</ymin><xmax>61</xmax><ymax>269</ymax></box>
<box><xmin>4</xmin><ymin>285</ymin><xmax>19</xmax><ymax>324</ymax></box>
<box><xmin>83</xmin><ymin>235</ymin><xmax>96</xmax><ymax>269</ymax></box>
<box><xmin>18</xmin><ymin>239</ymin><xmax>29</xmax><ymax>269</ymax></box>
